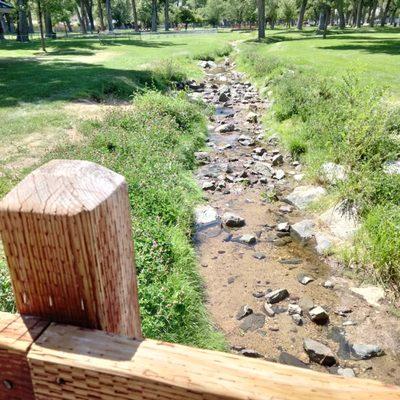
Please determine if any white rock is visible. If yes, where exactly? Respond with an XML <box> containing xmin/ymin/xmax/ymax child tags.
<box><xmin>319</xmin><ymin>202</ymin><xmax>359</xmax><ymax>240</ymax></box>
<box><xmin>276</xmin><ymin>222</ymin><xmax>290</xmax><ymax>232</ymax></box>
<box><xmin>350</xmin><ymin>285</ymin><xmax>385</xmax><ymax>307</ymax></box>
<box><xmin>338</xmin><ymin>367</ymin><xmax>356</xmax><ymax>378</ymax></box>
<box><xmin>285</xmin><ymin>186</ymin><xmax>326</xmax><ymax>210</ymax></box>
<box><xmin>290</xmin><ymin>219</ymin><xmax>315</xmax><ymax>243</ymax></box>
<box><xmin>274</xmin><ymin>169</ymin><xmax>285</xmax><ymax>180</ymax></box>
<box><xmin>383</xmin><ymin>160</ymin><xmax>400</xmax><ymax>175</ymax></box>
<box><xmin>320</xmin><ymin>162</ymin><xmax>347</xmax><ymax>184</ymax></box>
<box><xmin>195</xmin><ymin>205</ymin><xmax>219</xmax><ymax>225</ymax></box>
<box><xmin>315</xmin><ymin>232</ymin><xmax>333</xmax><ymax>255</ymax></box>
<box><xmin>288</xmin><ymin>304</ymin><xmax>302</xmax><ymax>316</ymax></box>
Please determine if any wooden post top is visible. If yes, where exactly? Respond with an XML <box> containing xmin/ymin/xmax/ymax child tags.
<box><xmin>0</xmin><ymin>159</ymin><xmax>142</xmax><ymax>339</ymax></box>
<box><xmin>0</xmin><ymin>159</ymin><xmax>125</xmax><ymax>215</ymax></box>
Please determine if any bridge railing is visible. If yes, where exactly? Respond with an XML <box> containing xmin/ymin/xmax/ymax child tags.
<box><xmin>0</xmin><ymin>160</ymin><xmax>399</xmax><ymax>400</ymax></box>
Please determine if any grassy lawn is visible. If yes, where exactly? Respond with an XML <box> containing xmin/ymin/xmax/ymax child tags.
<box><xmin>0</xmin><ymin>31</ymin><xmax>249</xmax><ymax>174</ymax></box>
<box><xmin>241</xmin><ymin>27</ymin><xmax>400</xmax><ymax>97</ymax></box>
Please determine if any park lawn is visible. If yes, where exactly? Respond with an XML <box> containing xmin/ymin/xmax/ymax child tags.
<box><xmin>241</xmin><ymin>27</ymin><xmax>400</xmax><ymax>97</ymax></box>
<box><xmin>0</xmin><ymin>31</ymin><xmax>249</xmax><ymax>175</ymax></box>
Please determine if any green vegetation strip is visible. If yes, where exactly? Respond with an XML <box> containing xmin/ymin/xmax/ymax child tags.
<box><xmin>238</xmin><ymin>33</ymin><xmax>400</xmax><ymax>286</ymax></box>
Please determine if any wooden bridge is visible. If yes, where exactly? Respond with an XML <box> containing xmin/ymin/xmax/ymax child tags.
<box><xmin>0</xmin><ymin>159</ymin><xmax>399</xmax><ymax>400</ymax></box>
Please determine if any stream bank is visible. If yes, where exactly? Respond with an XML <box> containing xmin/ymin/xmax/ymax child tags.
<box><xmin>191</xmin><ymin>59</ymin><xmax>400</xmax><ymax>384</ymax></box>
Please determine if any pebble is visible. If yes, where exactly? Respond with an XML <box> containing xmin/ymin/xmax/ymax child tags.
<box><xmin>303</xmin><ymin>338</ymin><xmax>336</xmax><ymax>366</ymax></box>
<box><xmin>221</xmin><ymin>212</ymin><xmax>245</xmax><ymax>228</ymax></box>
<box><xmin>292</xmin><ymin>314</ymin><xmax>303</xmax><ymax>326</ymax></box>
<box><xmin>309</xmin><ymin>306</ymin><xmax>329</xmax><ymax>325</ymax></box>
<box><xmin>253</xmin><ymin>252</ymin><xmax>266</xmax><ymax>260</ymax></box>
<box><xmin>323</xmin><ymin>280</ymin><xmax>335</xmax><ymax>289</ymax></box>
<box><xmin>265</xmin><ymin>288</ymin><xmax>289</xmax><ymax>304</ymax></box>
<box><xmin>241</xmin><ymin>349</ymin><xmax>263</xmax><ymax>358</ymax></box>
<box><xmin>236</xmin><ymin>305</ymin><xmax>253</xmax><ymax>321</ymax></box>
<box><xmin>297</xmin><ymin>274</ymin><xmax>314</xmax><ymax>285</ymax></box>
<box><xmin>288</xmin><ymin>304</ymin><xmax>302</xmax><ymax>316</ymax></box>
<box><xmin>263</xmin><ymin>303</ymin><xmax>275</xmax><ymax>317</ymax></box>
<box><xmin>239</xmin><ymin>234</ymin><xmax>257</xmax><ymax>245</ymax></box>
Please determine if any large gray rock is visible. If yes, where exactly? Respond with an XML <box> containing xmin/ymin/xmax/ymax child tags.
<box><xmin>350</xmin><ymin>285</ymin><xmax>384</xmax><ymax>307</ymax></box>
<box><xmin>195</xmin><ymin>205</ymin><xmax>219</xmax><ymax>225</ymax></box>
<box><xmin>320</xmin><ymin>162</ymin><xmax>347</xmax><ymax>184</ymax></box>
<box><xmin>303</xmin><ymin>338</ymin><xmax>336</xmax><ymax>366</ymax></box>
<box><xmin>290</xmin><ymin>219</ymin><xmax>315</xmax><ymax>243</ymax></box>
<box><xmin>238</xmin><ymin>135</ymin><xmax>255</xmax><ymax>147</ymax></box>
<box><xmin>351</xmin><ymin>344</ymin><xmax>383</xmax><ymax>360</ymax></box>
<box><xmin>285</xmin><ymin>186</ymin><xmax>326</xmax><ymax>210</ymax></box>
<box><xmin>265</xmin><ymin>288</ymin><xmax>289</xmax><ymax>304</ymax></box>
<box><xmin>222</xmin><ymin>212</ymin><xmax>245</xmax><ymax>228</ymax></box>
<box><xmin>319</xmin><ymin>202</ymin><xmax>359</xmax><ymax>240</ymax></box>
<box><xmin>215</xmin><ymin>123</ymin><xmax>235</xmax><ymax>133</ymax></box>
<box><xmin>240</xmin><ymin>313</ymin><xmax>266</xmax><ymax>332</ymax></box>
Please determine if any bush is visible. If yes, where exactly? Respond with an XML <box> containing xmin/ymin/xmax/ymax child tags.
<box><xmin>192</xmin><ymin>44</ymin><xmax>232</xmax><ymax>61</ymax></box>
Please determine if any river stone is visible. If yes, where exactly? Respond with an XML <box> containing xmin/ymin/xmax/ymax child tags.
<box><xmin>219</xmin><ymin>92</ymin><xmax>230</xmax><ymax>102</ymax></box>
<box><xmin>274</xmin><ymin>169</ymin><xmax>286</xmax><ymax>180</ymax></box>
<box><xmin>246</xmin><ymin>112</ymin><xmax>258</xmax><ymax>123</ymax></box>
<box><xmin>303</xmin><ymin>338</ymin><xmax>336</xmax><ymax>366</ymax></box>
<box><xmin>222</xmin><ymin>212</ymin><xmax>245</xmax><ymax>228</ymax></box>
<box><xmin>195</xmin><ymin>151</ymin><xmax>211</xmax><ymax>165</ymax></box>
<box><xmin>278</xmin><ymin>352</ymin><xmax>309</xmax><ymax>369</ymax></box>
<box><xmin>254</xmin><ymin>147</ymin><xmax>267</xmax><ymax>156</ymax></box>
<box><xmin>265</xmin><ymin>288</ymin><xmax>289</xmax><ymax>304</ymax></box>
<box><xmin>297</xmin><ymin>273</ymin><xmax>314</xmax><ymax>285</ymax></box>
<box><xmin>290</xmin><ymin>219</ymin><xmax>315</xmax><ymax>243</ymax></box>
<box><xmin>315</xmin><ymin>232</ymin><xmax>333</xmax><ymax>254</ymax></box>
<box><xmin>241</xmin><ymin>349</ymin><xmax>263</xmax><ymax>358</ymax></box>
<box><xmin>292</xmin><ymin>314</ymin><xmax>303</xmax><ymax>326</ymax></box>
<box><xmin>238</xmin><ymin>135</ymin><xmax>255</xmax><ymax>146</ymax></box>
<box><xmin>272</xmin><ymin>153</ymin><xmax>284</xmax><ymax>166</ymax></box>
<box><xmin>351</xmin><ymin>344</ymin><xmax>383</xmax><ymax>360</ymax></box>
<box><xmin>288</xmin><ymin>304</ymin><xmax>302</xmax><ymax>315</ymax></box>
<box><xmin>319</xmin><ymin>202</ymin><xmax>359</xmax><ymax>240</ymax></box>
<box><xmin>309</xmin><ymin>306</ymin><xmax>329</xmax><ymax>325</ymax></box>
<box><xmin>285</xmin><ymin>186</ymin><xmax>326</xmax><ymax>210</ymax></box>
<box><xmin>239</xmin><ymin>234</ymin><xmax>257</xmax><ymax>245</ymax></box>
<box><xmin>215</xmin><ymin>123</ymin><xmax>235</xmax><ymax>133</ymax></box>
<box><xmin>263</xmin><ymin>303</ymin><xmax>275</xmax><ymax>317</ymax></box>
<box><xmin>276</xmin><ymin>222</ymin><xmax>290</xmax><ymax>232</ymax></box>
<box><xmin>350</xmin><ymin>285</ymin><xmax>385</xmax><ymax>307</ymax></box>
<box><xmin>252</xmin><ymin>161</ymin><xmax>273</xmax><ymax>177</ymax></box>
<box><xmin>240</xmin><ymin>313</ymin><xmax>266</xmax><ymax>332</ymax></box>
<box><xmin>337</xmin><ymin>367</ymin><xmax>356</xmax><ymax>378</ymax></box>
<box><xmin>320</xmin><ymin>162</ymin><xmax>347</xmax><ymax>184</ymax></box>
<box><xmin>253</xmin><ymin>252</ymin><xmax>266</xmax><ymax>260</ymax></box>
<box><xmin>198</xmin><ymin>60</ymin><xmax>216</xmax><ymax>68</ymax></box>
<box><xmin>202</xmin><ymin>181</ymin><xmax>216</xmax><ymax>191</ymax></box>
<box><xmin>236</xmin><ymin>305</ymin><xmax>253</xmax><ymax>321</ymax></box>
<box><xmin>195</xmin><ymin>205</ymin><xmax>219</xmax><ymax>225</ymax></box>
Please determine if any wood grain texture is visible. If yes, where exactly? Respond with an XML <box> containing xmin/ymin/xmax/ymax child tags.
<box><xmin>0</xmin><ymin>312</ymin><xmax>49</xmax><ymax>400</ymax></box>
<box><xmin>0</xmin><ymin>160</ymin><xmax>142</xmax><ymax>339</ymax></box>
<box><xmin>28</xmin><ymin>323</ymin><xmax>400</xmax><ymax>400</ymax></box>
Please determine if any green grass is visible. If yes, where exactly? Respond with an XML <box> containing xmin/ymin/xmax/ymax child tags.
<box><xmin>237</xmin><ymin>27</ymin><xmax>400</xmax><ymax>287</ymax></box>
<box><xmin>0</xmin><ymin>32</ymin><xmax>250</xmax><ymax>168</ymax></box>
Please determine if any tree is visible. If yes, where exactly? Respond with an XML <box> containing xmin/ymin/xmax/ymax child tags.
<box><xmin>380</xmin><ymin>0</ymin><xmax>391</xmax><ymax>25</ymax></box>
<box><xmin>151</xmin><ymin>0</ymin><xmax>157</xmax><ymax>31</ymax></box>
<box><xmin>131</xmin><ymin>0</ymin><xmax>139</xmax><ymax>30</ymax></box>
<box><xmin>164</xmin><ymin>0</ymin><xmax>169</xmax><ymax>30</ymax></box>
<box><xmin>280</xmin><ymin>0</ymin><xmax>296</xmax><ymax>26</ymax></box>
<box><xmin>205</xmin><ymin>0</ymin><xmax>224</xmax><ymax>26</ymax></box>
<box><xmin>16</xmin><ymin>0</ymin><xmax>29</xmax><ymax>42</ymax></box>
<box><xmin>257</xmin><ymin>0</ymin><xmax>265</xmax><ymax>38</ymax></box>
<box><xmin>36</xmin><ymin>0</ymin><xmax>46</xmax><ymax>51</ymax></box>
<box><xmin>355</xmin><ymin>0</ymin><xmax>363</xmax><ymax>27</ymax></box>
<box><xmin>266</xmin><ymin>0</ymin><xmax>279</xmax><ymax>28</ymax></box>
<box><xmin>177</xmin><ymin>6</ymin><xmax>195</xmax><ymax>29</ymax></box>
<box><xmin>105</xmin><ymin>0</ymin><xmax>113</xmax><ymax>30</ymax></box>
<box><xmin>336</xmin><ymin>0</ymin><xmax>346</xmax><ymax>28</ymax></box>
<box><xmin>112</xmin><ymin>0</ymin><xmax>131</xmax><ymax>26</ymax></box>
<box><xmin>297</xmin><ymin>0</ymin><xmax>308</xmax><ymax>29</ymax></box>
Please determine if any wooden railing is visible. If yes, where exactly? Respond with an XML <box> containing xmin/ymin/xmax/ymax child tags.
<box><xmin>0</xmin><ymin>159</ymin><xmax>399</xmax><ymax>400</ymax></box>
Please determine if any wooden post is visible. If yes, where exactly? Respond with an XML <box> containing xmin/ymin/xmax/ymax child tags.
<box><xmin>0</xmin><ymin>159</ymin><xmax>142</xmax><ymax>339</ymax></box>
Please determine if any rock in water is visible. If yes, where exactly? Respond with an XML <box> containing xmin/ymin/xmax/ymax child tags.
<box><xmin>265</xmin><ymin>288</ymin><xmax>289</xmax><ymax>304</ymax></box>
<box><xmin>222</xmin><ymin>212</ymin><xmax>245</xmax><ymax>228</ymax></box>
<box><xmin>303</xmin><ymin>338</ymin><xmax>336</xmax><ymax>366</ymax></box>
<box><xmin>236</xmin><ymin>305</ymin><xmax>253</xmax><ymax>321</ymax></box>
<box><xmin>351</xmin><ymin>344</ymin><xmax>383</xmax><ymax>360</ymax></box>
<box><xmin>195</xmin><ymin>205</ymin><xmax>219</xmax><ymax>225</ymax></box>
<box><xmin>240</xmin><ymin>313</ymin><xmax>266</xmax><ymax>332</ymax></box>
<box><xmin>285</xmin><ymin>186</ymin><xmax>326</xmax><ymax>210</ymax></box>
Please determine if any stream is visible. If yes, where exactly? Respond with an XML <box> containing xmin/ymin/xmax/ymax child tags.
<box><xmin>191</xmin><ymin>59</ymin><xmax>400</xmax><ymax>384</ymax></box>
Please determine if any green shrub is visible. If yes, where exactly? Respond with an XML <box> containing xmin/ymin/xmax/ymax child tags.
<box><xmin>192</xmin><ymin>44</ymin><xmax>232</xmax><ymax>61</ymax></box>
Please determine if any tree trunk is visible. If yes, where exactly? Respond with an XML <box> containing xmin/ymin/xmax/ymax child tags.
<box><xmin>369</xmin><ymin>1</ymin><xmax>377</xmax><ymax>26</ymax></box>
<box><xmin>16</xmin><ymin>0</ymin><xmax>30</xmax><ymax>42</ymax></box>
<box><xmin>28</xmin><ymin>10</ymin><xmax>34</xmax><ymax>33</ymax></box>
<box><xmin>76</xmin><ymin>5</ymin><xmax>87</xmax><ymax>33</ymax></box>
<box><xmin>318</xmin><ymin>8</ymin><xmax>326</xmax><ymax>30</ymax></box>
<box><xmin>151</xmin><ymin>0</ymin><xmax>157</xmax><ymax>31</ymax></box>
<box><xmin>356</xmin><ymin>0</ymin><xmax>363</xmax><ymax>27</ymax></box>
<box><xmin>98</xmin><ymin>0</ymin><xmax>106</xmax><ymax>30</ymax></box>
<box><xmin>164</xmin><ymin>0</ymin><xmax>169</xmax><ymax>31</ymax></box>
<box><xmin>84</xmin><ymin>0</ymin><xmax>95</xmax><ymax>32</ymax></box>
<box><xmin>131</xmin><ymin>0</ymin><xmax>139</xmax><ymax>31</ymax></box>
<box><xmin>257</xmin><ymin>0</ymin><xmax>265</xmax><ymax>39</ymax></box>
<box><xmin>105</xmin><ymin>0</ymin><xmax>113</xmax><ymax>30</ymax></box>
<box><xmin>44</xmin><ymin>11</ymin><xmax>56</xmax><ymax>38</ymax></box>
<box><xmin>336</xmin><ymin>0</ymin><xmax>346</xmax><ymax>28</ymax></box>
<box><xmin>0</xmin><ymin>16</ymin><xmax>4</xmax><ymax>40</ymax></box>
<box><xmin>66</xmin><ymin>19</ymin><xmax>73</xmax><ymax>32</ymax></box>
<box><xmin>37</xmin><ymin>0</ymin><xmax>46</xmax><ymax>51</ymax></box>
<box><xmin>323</xmin><ymin>6</ymin><xmax>330</xmax><ymax>37</ymax></box>
<box><xmin>380</xmin><ymin>0</ymin><xmax>391</xmax><ymax>26</ymax></box>
<box><xmin>6</xmin><ymin>14</ymin><xmax>16</xmax><ymax>33</ymax></box>
<box><xmin>297</xmin><ymin>0</ymin><xmax>307</xmax><ymax>29</ymax></box>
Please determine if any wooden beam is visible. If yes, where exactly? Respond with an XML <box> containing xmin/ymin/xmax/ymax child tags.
<box><xmin>0</xmin><ymin>160</ymin><xmax>142</xmax><ymax>339</ymax></box>
<box><xmin>0</xmin><ymin>312</ymin><xmax>48</xmax><ymax>400</ymax></box>
<box><xmin>28</xmin><ymin>323</ymin><xmax>400</xmax><ymax>400</ymax></box>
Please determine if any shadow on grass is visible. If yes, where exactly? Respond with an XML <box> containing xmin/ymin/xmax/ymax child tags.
<box><xmin>318</xmin><ymin>39</ymin><xmax>400</xmax><ymax>55</ymax></box>
<box><xmin>0</xmin><ymin>57</ymin><xmax>177</xmax><ymax>107</ymax></box>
